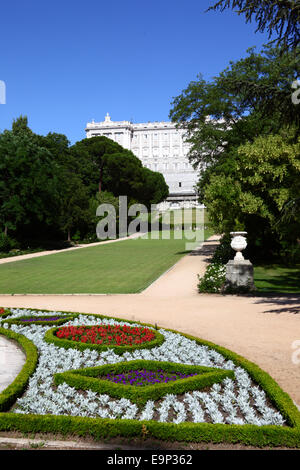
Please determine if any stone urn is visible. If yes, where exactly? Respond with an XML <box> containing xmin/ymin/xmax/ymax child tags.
<box><xmin>224</xmin><ymin>231</ymin><xmax>256</xmax><ymax>293</ymax></box>
<box><xmin>230</xmin><ymin>232</ymin><xmax>247</xmax><ymax>261</ymax></box>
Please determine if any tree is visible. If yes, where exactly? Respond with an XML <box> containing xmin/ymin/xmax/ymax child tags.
<box><xmin>237</xmin><ymin>129</ymin><xmax>300</xmax><ymax>253</ymax></box>
<box><xmin>70</xmin><ymin>136</ymin><xmax>169</xmax><ymax>208</ymax></box>
<box><xmin>0</xmin><ymin>126</ymin><xmax>61</xmax><ymax>239</ymax></box>
<box><xmin>0</xmin><ymin>119</ymin><xmax>169</xmax><ymax>247</ymax></box>
<box><xmin>202</xmin><ymin>128</ymin><xmax>300</xmax><ymax>258</ymax></box>
<box><xmin>70</xmin><ymin>136</ymin><xmax>131</xmax><ymax>195</ymax></box>
<box><xmin>89</xmin><ymin>191</ymin><xmax>120</xmax><ymax>240</ymax></box>
<box><xmin>57</xmin><ymin>170</ymin><xmax>90</xmax><ymax>243</ymax></box>
<box><xmin>170</xmin><ymin>46</ymin><xmax>299</xmax><ymax>173</ymax></box>
<box><xmin>208</xmin><ymin>0</ymin><xmax>300</xmax><ymax>50</ymax></box>
<box><xmin>12</xmin><ymin>115</ymin><xmax>33</xmax><ymax>135</ymax></box>
<box><xmin>169</xmin><ymin>47</ymin><xmax>300</xmax><ymax>261</ymax></box>
<box><xmin>138</xmin><ymin>169</ymin><xmax>169</xmax><ymax>207</ymax></box>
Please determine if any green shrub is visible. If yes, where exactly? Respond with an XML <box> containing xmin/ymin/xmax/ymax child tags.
<box><xmin>0</xmin><ymin>327</ymin><xmax>38</xmax><ymax>412</ymax></box>
<box><xmin>54</xmin><ymin>360</ymin><xmax>234</xmax><ymax>406</ymax></box>
<box><xmin>0</xmin><ymin>234</ymin><xmax>18</xmax><ymax>253</ymax></box>
<box><xmin>211</xmin><ymin>234</ymin><xmax>233</xmax><ymax>264</ymax></box>
<box><xmin>198</xmin><ymin>263</ymin><xmax>226</xmax><ymax>293</ymax></box>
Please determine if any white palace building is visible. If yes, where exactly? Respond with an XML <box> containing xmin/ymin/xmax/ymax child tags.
<box><xmin>85</xmin><ymin>113</ymin><xmax>201</xmax><ymax>209</ymax></box>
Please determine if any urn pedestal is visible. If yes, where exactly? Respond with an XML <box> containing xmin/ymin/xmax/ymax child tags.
<box><xmin>224</xmin><ymin>232</ymin><xmax>256</xmax><ymax>293</ymax></box>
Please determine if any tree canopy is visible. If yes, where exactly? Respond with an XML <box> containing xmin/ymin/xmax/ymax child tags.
<box><xmin>69</xmin><ymin>136</ymin><xmax>169</xmax><ymax>207</ymax></box>
<box><xmin>208</xmin><ymin>0</ymin><xmax>300</xmax><ymax>51</ymax></box>
<box><xmin>0</xmin><ymin>118</ymin><xmax>169</xmax><ymax>248</ymax></box>
<box><xmin>169</xmin><ymin>46</ymin><xmax>300</xmax><ymax>262</ymax></box>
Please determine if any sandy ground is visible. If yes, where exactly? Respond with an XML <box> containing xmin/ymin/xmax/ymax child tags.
<box><xmin>0</xmin><ymin>236</ymin><xmax>299</xmax><ymax>409</ymax></box>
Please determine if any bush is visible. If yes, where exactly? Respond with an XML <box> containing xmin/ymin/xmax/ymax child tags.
<box><xmin>211</xmin><ymin>234</ymin><xmax>233</xmax><ymax>264</ymax></box>
<box><xmin>198</xmin><ymin>263</ymin><xmax>226</xmax><ymax>293</ymax></box>
<box><xmin>0</xmin><ymin>234</ymin><xmax>18</xmax><ymax>253</ymax></box>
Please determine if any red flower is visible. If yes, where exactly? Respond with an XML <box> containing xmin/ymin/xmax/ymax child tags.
<box><xmin>55</xmin><ymin>324</ymin><xmax>156</xmax><ymax>347</ymax></box>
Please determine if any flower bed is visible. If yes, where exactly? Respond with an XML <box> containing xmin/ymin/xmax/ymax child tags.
<box><xmin>0</xmin><ymin>307</ymin><xmax>300</xmax><ymax>447</ymax></box>
<box><xmin>21</xmin><ymin>316</ymin><xmax>62</xmax><ymax>322</ymax></box>
<box><xmin>54</xmin><ymin>359</ymin><xmax>234</xmax><ymax>406</ymax></box>
<box><xmin>44</xmin><ymin>321</ymin><xmax>165</xmax><ymax>354</ymax></box>
<box><xmin>55</xmin><ymin>324</ymin><xmax>156</xmax><ymax>347</ymax></box>
<box><xmin>2</xmin><ymin>313</ymin><xmax>78</xmax><ymax>326</ymax></box>
<box><xmin>101</xmin><ymin>369</ymin><xmax>198</xmax><ymax>386</ymax></box>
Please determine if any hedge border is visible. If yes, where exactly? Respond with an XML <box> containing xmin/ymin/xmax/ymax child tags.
<box><xmin>44</xmin><ymin>324</ymin><xmax>165</xmax><ymax>355</ymax></box>
<box><xmin>0</xmin><ymin>309</ymin><xmax>13</xmax><ymax>319</ymax></box>
<box><xmin>0</xmin><ymin>307</ymin><xmax>300</xmax><ymax>447</ymax></box>
<box><xmin>0</xmin><ymin>326</ymin><xmax>38</xmax><ymax>412</ymax></box>
<box><xmin>54</xmin><ymin>359</ymin><xmax>235</xmax><ymax>406</ymax></box>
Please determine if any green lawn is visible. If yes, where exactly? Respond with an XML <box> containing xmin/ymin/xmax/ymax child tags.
<box><xmin>0</xmin><ymin>229</ymin><xmax>213</xmax><ymax>294</ymax></box>
<box><xmin>254</xmin><ymin>264</ymin><xmax>300</xmax><ymax>294</ymax></box>
<box><xmin>162</xmin><ymin>208</ymin><xmax>210</xmax><ymax>226</ymax></box>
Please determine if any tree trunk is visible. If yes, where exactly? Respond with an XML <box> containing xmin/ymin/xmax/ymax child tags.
<box><xmin>4</xmin><ymin>225</ymin><xmax>8</xmax><ymax>237</ymax></box>
<box><xmin>67</xmin><ymin>229</ymin><xmax>71</xmax><ymax>243</ymax></box>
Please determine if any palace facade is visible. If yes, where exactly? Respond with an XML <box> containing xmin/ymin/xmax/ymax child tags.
<box><xmin>85</xmin><ymin>113</ymin><xmax>201</xmax><ymax>209</ymax></box>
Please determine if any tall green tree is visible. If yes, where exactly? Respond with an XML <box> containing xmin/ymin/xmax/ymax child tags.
<box><xmin>169</xmin><ymin>46</ymin><xmax>300</xmax><ymax>260</ymax></box>
<box><xmin>70</xmin><ymin>136</ymin><xmax>169</xmax><ymax>208</ymax></box>
<box><xmin>208</xmin><ymin>0</ymin><xmax>300</xmax><ymax>50</ymax></box>
<box><xmin>0</xmin><ymin>124</ymin><xmax>61</xmax><ymax>238</ymax></box>
<box><xmin>57</xmin><ymin>168</ymin><xmax>91</xmax><ymax>243</ymax></box>
<box><xmin>170</xmin><ymin>46</ymin><xmax>299</xmax><ymax>172</ymax></box>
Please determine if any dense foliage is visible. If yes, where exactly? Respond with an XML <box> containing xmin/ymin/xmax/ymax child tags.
<box><xmin>170</xmin><ymin>46</ymin><xmax>300</xmax><ymax>262</ymax></box>
<box><xmin>208</xmin><ymin>0</ymin><xmax>300</xmax><ymax>51</ymax></box>
<box><xmin>0</xmin><ymin>118</ymin><xmax>169</xmax><ymax>249</ymax></box>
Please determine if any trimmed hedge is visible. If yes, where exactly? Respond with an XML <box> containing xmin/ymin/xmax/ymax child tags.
<box><xmin>0</xmin><ymin>327</ymin><xmax>38</xmax><ymax>412</ymax></box>
<box><xmin>54</xmin><ymin>360</ymin><xmax>235</xmax><ymax>406</ymax></box>
<box><xmin>0</xmin><ymin>413</ymin><xmax>300</xmax><ymax>448</ymax></box>
<box><xmin>0</xmin><ymin>308</ymin><xmax>13</xmax><ymax>319</ymax></box>
<box><xmin>44</xmin><ymin>324</ymin><xmax>165</xmax><ymax>355</ymax></box>
<box><xmin>0</xmin><ymin>307</ymin><xmax>300</xmax><ymax>447</ymax></box>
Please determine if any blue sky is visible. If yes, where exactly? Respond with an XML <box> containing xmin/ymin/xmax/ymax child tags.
<box><xmin>0</xmin><ymin>0</ymin><xmax>272</xmax><ymax>144</ymax></box>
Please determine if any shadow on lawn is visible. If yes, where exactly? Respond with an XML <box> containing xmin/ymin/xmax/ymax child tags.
<box><xmin>228</xmin><ymin>266</ymin><xmax>300</xmax><ymax>314</ymax></box>
<box><xmin>254</xmin><ymin>266</ymin><xmax>300</xmax><ymax>294</ymax></box>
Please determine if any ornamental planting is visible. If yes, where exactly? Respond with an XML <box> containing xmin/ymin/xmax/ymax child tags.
<box><xmin>55</xmin><ymin>324</ymin><xmax>156</xmax><ymax>347</ymax></box>
<box><xmin>0</xmin><ymin>308</ymin><xmax>288</xmax><ymax>428</ymax></box>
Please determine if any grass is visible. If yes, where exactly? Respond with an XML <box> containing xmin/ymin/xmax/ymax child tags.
<box><xmin>0</xmin><ymin>229</ymin><xmax>213</xmax><ymax>294</ymax></box>
<box><xmin>254</xmin><ymin>264</ymin><xmax>300</xmax><ymax>294</ymax></box>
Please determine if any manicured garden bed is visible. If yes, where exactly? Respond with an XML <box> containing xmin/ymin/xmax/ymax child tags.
<box><xmin>0</xmin><ymin>307</ymin><xmax>299</xmax><ymax>447</ymax></box>
<box><xmin>55</xmin><ymin>324</ymin><xmax>157</xmax><ymax>347</ymax></box>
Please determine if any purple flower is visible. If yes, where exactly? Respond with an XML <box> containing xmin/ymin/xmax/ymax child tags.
<box><xmin>100</xmin><ymin>369</ymin><xmax>199</xmax><ymax>387</ymax></box>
